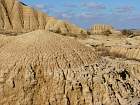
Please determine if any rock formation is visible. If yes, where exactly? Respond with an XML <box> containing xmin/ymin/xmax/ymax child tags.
<box><xmin>90</xmin><ymin>24</ymin><xmax>113</xmax><ymax>34</ymax></box>
<box><xmin>0</xmin><ymin>30</ymin><xmax>140</xmax><ymax>105</ymax></box>
<box><xmin>0</xmin><ymin>0</ymin><xmax>87</xmax><ymax>35</ymax></box>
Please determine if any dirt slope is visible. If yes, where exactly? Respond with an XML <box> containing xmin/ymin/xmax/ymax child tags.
<box><xmin>0</xmin><ymin>30</ymin><xmax>140</xmax><ymax>105</ymax></box>
<box><xmin>0</xmin><ymin>30</ymin><xmax>98</xmax><ymax>105</ymax></box>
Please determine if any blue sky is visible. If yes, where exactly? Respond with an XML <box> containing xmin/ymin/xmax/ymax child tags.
<box><xmin>21</xmin><ymin>0</ymin><xmax>140</xmax><ymax>29</ymax></box>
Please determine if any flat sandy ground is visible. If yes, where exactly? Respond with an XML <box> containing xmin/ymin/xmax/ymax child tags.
<box><xmin>78</xmin><ymin>34</ymin><xmax>140</xmax><ymax>47</ymax></box>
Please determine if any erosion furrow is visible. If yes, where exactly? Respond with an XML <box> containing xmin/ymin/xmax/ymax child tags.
<box><xmin>0</xmin><ymin>30</ymin><xmax>140</xmax><ymax>105</ymax></box>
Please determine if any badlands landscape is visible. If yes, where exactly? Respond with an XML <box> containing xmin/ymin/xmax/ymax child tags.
<box><xmin>0</xmin><ymin>0</ymin><xmax>140</xmax><ymax>105</ymax></box>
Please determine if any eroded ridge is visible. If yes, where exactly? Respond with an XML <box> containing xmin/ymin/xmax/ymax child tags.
<box><xmin>0</xmin><ymin>0</ymin><xmax>86</xmax><ymax>35</ymax></box>
<box><xmin>0</xmin><ymin>30</ymin><xmax>98</xmax><ymax>105</ymax></box>
<box><xmin>108</xmin><ymin>45</ymin><xmax>140</xmax><ymax>61</ymax></box>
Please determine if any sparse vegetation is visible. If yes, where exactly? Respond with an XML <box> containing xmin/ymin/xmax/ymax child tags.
<box><xmin>94</xmin><ymin>45</ymin><xmax>110</xmax><ymax>57</ymax></box>
<box><xmin>102</xmin><ymin>30</ymin><xmax>112</xmax><ymax>36</ymax></box>
<box><xmin>121</xmin><ymin>29</ymin><xmax>133</xmax><ymax>36</ymax></box>
<box><xmin>66</xmin><ymin>33</ymin><xmax>88</xmax><ymax>39</ymax></box>
<box><xmin>55</xmin><ymin>28</ymin><xmax>61</xmax><ymax>34</ymax></box>
<box><xmin>67</xmin><ymin>33</ymin><xmax>78</xmax><ymax>38</ymax></box>
<box><xmin>87</xmin><ymin>31</ymin><xmax>91</xmax><ymax>35</ymax></box>
<box><xmin>0</xmin><ymin>29</ymin><xmax>24</xmax><ymax>36</ymax></box>
<box><xmin>80</xmin><ymin>30</ymin><xmax>84</xmax><ymax>34</ymax></box>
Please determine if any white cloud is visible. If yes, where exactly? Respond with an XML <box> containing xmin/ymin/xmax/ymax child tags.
<box><xmin>115</xmin><ymin>6</ymin><xmax>134</xmax><ymax>13</ymax></box>
<box><xmin>82</xmin><ymin>2</ymin><xmax>106</xmax><ymax>10</ymax></box>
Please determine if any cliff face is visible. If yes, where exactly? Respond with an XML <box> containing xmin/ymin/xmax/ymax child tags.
<box><xmin>89</xmin><ymin>24</ymin><xmax>113</xmax><ymax>34</ymax></box>
<box><xmin>0</xmin><ymin>0</ymin><xmax>87</xmax><ymax>34</ymax></box>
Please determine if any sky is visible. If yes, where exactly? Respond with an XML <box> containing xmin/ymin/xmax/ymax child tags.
<box><xmin>21</xmin><ymin>0</ymin><xmax>140</xmax><ymax>29</ymax></box>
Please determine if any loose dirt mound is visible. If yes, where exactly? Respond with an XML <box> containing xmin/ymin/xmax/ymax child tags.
<box><xmin>0</xmin><ymin>30</ymin><xmax>140</xmax><ymax>105</ymax></box>
<box><xmin>0</xmin><ymin>30</ymin><xmax>98</xmax><ymax>105</ymax></box>
<box><xmin>0</xmin><ymin>0</ymin><xmax>87</xmax><ymax>35</ymax></box>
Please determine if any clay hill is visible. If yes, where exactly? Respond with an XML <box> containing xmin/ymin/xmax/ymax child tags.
<box><xmin>0</xmin><ymin>0</ymin><xmax>140</xmax><ymax>105</ymax></box>
<box><xmin>0</xmin><ymin>30</ymin><xmax>140</xmax><ymax>105</ymax></box>
<box><xmin>0</xmin><ymin>0</ymin><xmax>87</xmax><ymax>35</ymax></box>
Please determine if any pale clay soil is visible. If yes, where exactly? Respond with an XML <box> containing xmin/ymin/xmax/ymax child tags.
<box><xmin>0</xmin><ymin>0</ymin><xmax>140</xmax><ymax>105</ymax></box>
<box><xmin>0</xmin><ymin>30</ymin><xmax>139</xmax><ymax>105</ymax></box>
